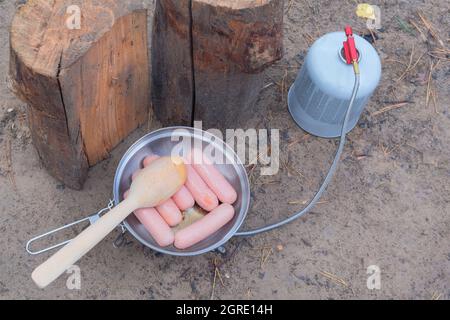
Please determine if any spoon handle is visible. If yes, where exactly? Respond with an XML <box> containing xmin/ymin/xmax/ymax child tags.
<box><xmin>32</xmin><ymin>199</ymin><xmax>137</xmax><ymax>289</ymax></box>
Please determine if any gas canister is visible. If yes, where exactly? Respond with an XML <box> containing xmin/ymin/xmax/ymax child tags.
<box><xmin>288</xmin><ymin>29</ymin><xmax>381</xmax><ymax>138</ymax></box>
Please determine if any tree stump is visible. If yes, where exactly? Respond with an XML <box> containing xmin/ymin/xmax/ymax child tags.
<box><xmin>10</xmin><ymin>0</ymin><xmax>149</xmax><ymax>189</ymax></box>
<box><xmin>151</xmin><ymin>0</ymin><xmax>284</xmax><ymax>129</ymax></box>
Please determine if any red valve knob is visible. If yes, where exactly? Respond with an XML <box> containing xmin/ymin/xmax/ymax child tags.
<box><xmin>345</xmin><ymin>25</ymin><xmax>353</xmax><ymax>37</ymax></box>
<box><xmin>343</xmin><ymin>25</ymin><xmax>359</xmax><ymax>64</ymax></box>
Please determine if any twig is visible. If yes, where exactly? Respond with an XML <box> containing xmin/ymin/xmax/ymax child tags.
<box><xmin>409</xmin><ymin>19</ymin><xmax>427</xmax><ymax>42</ymax></box>
<box><xmin>260</xmin><ymin>247</ymin><xmax>273</xmax><ymax>270</ymax></box>
<box><xmin>261</xmin><ymin>82</ymin><xmax>275</xmax><ymax>90</ymax></box>
<box><xmin>396</xmin><ymin>50</ymin><xmax>425</xmax><ymax>82</ymax></box>
<box><xmin>210</xmin><ymin>267</ymin><xmax>218</xmax><ymax>300</ymax></box>
<box><xmin>216</xmin><ymin>268</ymin><xmax>226</xmax><ymax>288</ymax></box>
<box><xmin>302</xmin><ymin>33</ymin><xmax>315</xmax><ymax>47</ymax></box>
<box><xmin>210</xmin><ymin>258</ymin><xmax>229</xmax><ymax>300</ymax></box>
<box><xmin>287</xmin><ymin>165</ymin><xmax>306</xmax><ymax>180</ymax></box>
<box><xmin>368</xmin><ymin>28</ymin><xmax>377</xmax><ymax>45</ymax></box>
<box><xmin>431</xmin><ymin>291</ymin><xmax>442</xmax><ymax>300</ymax></box>
<box><xmin>426</xmin><ymin>60</ymin><xmax>440</xmax><ymax>109</ymax></box>
<box><xmin>288</xmin><ymin>134</ymin><xmax>310</xmax><ymax>149</ymax></box>
<box><xmin>252</xmin><ymin>145</ymin><xmax>273</xmax><ymax>167</ymax></box>
<box><xmin>417</xmin><ymin>11</ymin><xmax>445</xmax><ymax>48</ymax></box>
<box><xmin>431</xmin><ymin>86</ymin><xmax>438</xmax><ymax>114</ymax></box>
<box><xmin>379</xmin><ymin>142</ymin><xmax>401</xmax><ymax>158</ymax></box>
<box><xmin>371</xmin><ymin>102</ymin><xmax>411</xmax><ymax>117</ymax></box>
<box><xmin>384</xmin><ymin>58</ymin><xmax>409</xmax><ymax>67</ymax></box>
<box><xmin>246</xmin><ymin>288</ymin><xmax>252</xmax><ymax>299</ymax></box>
<box><xmin>352</xmin><ymin>150</ymin><xmax>370</xmax><ymax>160</ymax></box>
<box><xmin>253</xmin><ymin>179</ymin><xmax>281</xmax><ymax>186</ymax></box>
<box><xmin>319</xmin><ymin>271</ymin><xmax>349</xmax><ymax>288</ymax></box>
<box><xmin>5</xmin><ymin>138</ymin><xmax>17</xmax><ymax>191</ymax></box>
<box><xmin>396</xmin><ymin>45</ymin><xmax>414</xmax><ymax>81</ymax></box>
<box><xmin>428</xmin><ymin>48</ymin><xmax>450</xmax><ymax>61</ymax></box>
<box><xmin>281</xmin><ymin>155</ymin><xmax>311</xmax><ymax>183</ymax></box>
<box><xmin>286</xmin><ymin>0</ymin><xmax>294</xmax><ymax>14</ymax></box>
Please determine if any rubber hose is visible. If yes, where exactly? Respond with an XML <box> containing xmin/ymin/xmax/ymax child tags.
<box><xmin>235</xmin><ymin>73</ymin><xmax>361</xmax><ymax>237</ymax></box>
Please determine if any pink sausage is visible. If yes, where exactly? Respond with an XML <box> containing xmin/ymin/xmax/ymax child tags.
<box><xmin>143</xmin><ymin>155</ymin><xmax>160</xmax><ymax>168</ymax></box>
<box><xmin>189</xmin><ymin>149</ymin><xmax>237</xmax><ymax>204</ymax></box>
<box><xmin>192</xmin><ymin>164</ymin><xmax>237</xmax><ymax>205</ymax></box>
<box><xmin>172</xmin><ymin>186</ymin><xmax>195</xmax><ymax>211</ymax></box>
<box><xmin>156</xmin><ymin>199</ymin><xmax>183</xmax><ymax>227</ymax></box>
<box><xmin>124</xmin><ymin>191</ymin><xmax>174</xmax><ymax>247</ymax></box>
<box><xmin>174</xmin><ymin>203</ymin><xmax>235</xmax><ymax>249</ymax></box>
<box><xmin>185</xmin><ymin>164</ymin><xmax>219</xmax><ymax>212</ymax></box>
<box><xmin>143</xmin><ymin>155</ymin><xmax>195</xmax><ymax>211</ymax></box>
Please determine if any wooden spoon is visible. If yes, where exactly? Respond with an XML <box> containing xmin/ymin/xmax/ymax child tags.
<box><xmin>32</xmin><ymin>157</ymin><xmax>187</xmax><ymax>289</ymax></box>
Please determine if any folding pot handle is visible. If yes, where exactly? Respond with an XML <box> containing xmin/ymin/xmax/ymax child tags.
<box><xmin>25</xmin><ymin>200</ymin><xmax>115</xmax><ymax>255</ymax></box>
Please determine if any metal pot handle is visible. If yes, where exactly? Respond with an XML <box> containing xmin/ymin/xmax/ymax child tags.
<box><xmin>26</xmin><ymin>200</ymin><xmax>120</xmax><ymax>255</ymax></box>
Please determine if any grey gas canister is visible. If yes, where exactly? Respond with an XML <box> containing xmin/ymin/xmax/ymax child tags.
<box><xmin>288</xmin><ymin>32</ymin><xmax>381</xmax><ymax>138</ymax></box>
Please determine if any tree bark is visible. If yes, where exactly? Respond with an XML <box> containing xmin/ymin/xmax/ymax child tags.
<box><xmin>10</xmin><ymin>0</ymin><xmax>150</xmax><ymax>189</ymax></box>
<box><xmin>151</xmin><ymin>0</ymin><xmax>284</xmax><ymax>129</ymax></box>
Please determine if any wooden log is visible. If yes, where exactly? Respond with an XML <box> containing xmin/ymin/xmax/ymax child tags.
<box><xmin>192</xmin><ymin>0</ymin><xmax>284</xmax><ymax>129</ymax></box>
<box><xmin>151</xmin><ymin>0</ymin><xmax>194</xmax><ymax>126</ymax></box>
<box><xmin>151</xmin><ymin>0</ymin><xmax>284</xmax><ymax>129</ymax></box>
<box><xmin>9</xmin><ymin>0</ymin><xmax>150</xmax><ymax>189</ymax></box>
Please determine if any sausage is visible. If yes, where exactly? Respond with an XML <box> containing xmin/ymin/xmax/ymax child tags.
<box><xmin>156</xmin><ymin>199</ymin><xmax>183</xmax><ymax>227</ymax></box>
<box><xmin>174</xmin><ymin>203</ymin><xmax>235</xmax><ymax>249</ymax></box>
<box><xmin>143</xmin><ymin>155</ymin><xmax>195</xmax><ymax>211</ymax></box>
<box><xmin>123</xmin><ymin>191</ymin><xmax>174</xmax><ymax>247</ymax></box>
<box><xmin>189</xmin><ymin>149</ymin><xmax>237</xmax><ymax>204</ymax></box>
<box><xmin>185</xmin><ymin>164</ymin><xmax>219</xmax><ymax>212</ymax></box>
<box><xmin>143</xmin><ymin>155</ymin><xmax>160</xmax><ymax>168</ymax></box>
<box><xmin>192</xmin><ymin>164</ymin><xmax>237</xmax><ymax>205</ymax></box>
<box><xmin>136</xmin><ymin>208</ymin><xmax>175</xmax><ymax>247</ymax></box>
<box><xmin>172</xmin><ymin>186</ymin><xmax>195</xmax><ymax>211</ymax></box>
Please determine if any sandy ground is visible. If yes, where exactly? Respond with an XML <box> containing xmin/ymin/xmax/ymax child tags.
<box><xmin>0</xmin><ymin>0</ymin><xmax>449</xmax><ymax>300</ymax></box>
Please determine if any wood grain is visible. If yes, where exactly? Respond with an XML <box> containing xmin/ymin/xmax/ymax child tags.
<box><xmin>151</xmin><ymin>0</ymin><xmax>194</xmax><ymax>126</ymax></box>
<box><xmin>10</xmin><ymin>0</ymin><xmax>149</xmax><ymax>189</ymax></box>
<box><xmin>192</xmin><ymin>0</ymin><xmax>284</xmax><ymax>129</ymax></box>
<box><xmin>151</xmin><ymin>0</ymin><xmax>284</xmax><ymax>130</ymax></box>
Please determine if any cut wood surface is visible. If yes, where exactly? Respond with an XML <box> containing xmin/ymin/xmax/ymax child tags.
<box><xmin>152</xmin><ymin>0</ymin><xmax>284</xmax><ymax>129</ymax></box>
<box><xmin>10</xmin><ymin>0</ymin><xmax>149</xmax><ymax>189</ymax></box>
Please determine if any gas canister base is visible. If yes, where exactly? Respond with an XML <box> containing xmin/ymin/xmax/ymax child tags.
<box><xmin>288</xmin><ymin>85</ymin><xmax>359</xmax><ymax>139</ymax></box>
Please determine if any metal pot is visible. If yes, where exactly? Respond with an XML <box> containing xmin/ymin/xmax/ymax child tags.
<box><xmin>27</xmin><ymin>127</ymin><xmax>251</xmax><ymax>257</ymax></box>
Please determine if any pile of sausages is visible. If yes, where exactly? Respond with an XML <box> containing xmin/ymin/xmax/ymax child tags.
<box><xmin>124</xmin><ymin>152</ymin><xmax>238</xmax><ymax>249</ymax></box>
